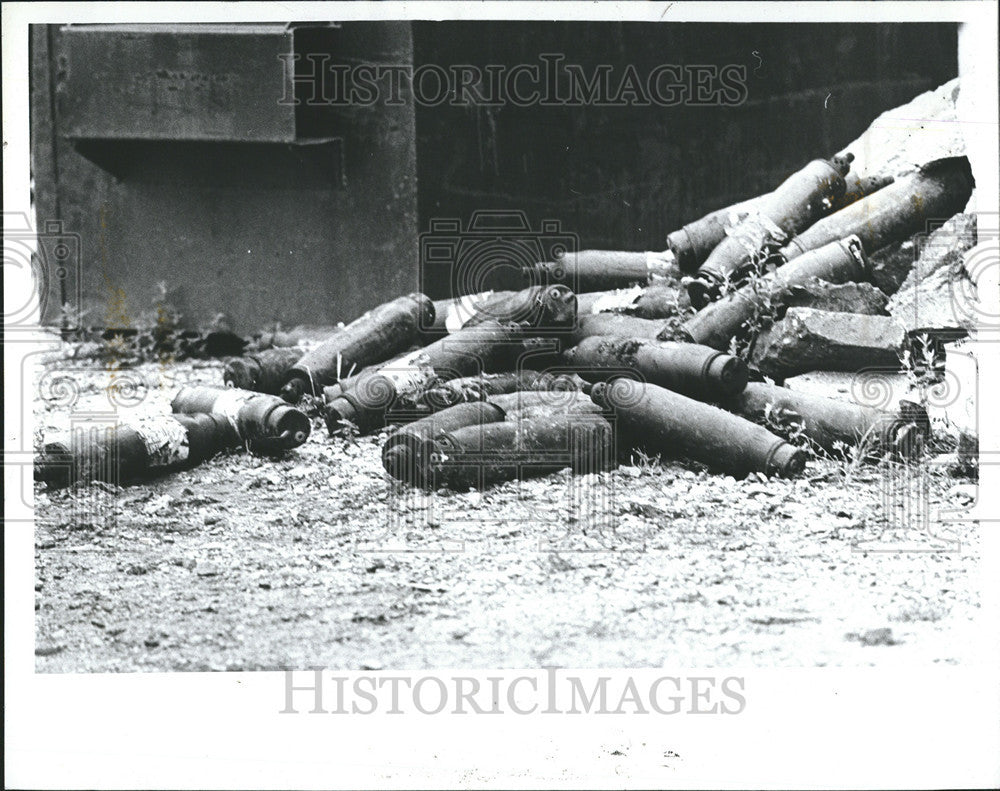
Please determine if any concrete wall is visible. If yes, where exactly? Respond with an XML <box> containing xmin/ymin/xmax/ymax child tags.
<box><xmin>31</xmin><ymin>22</ymin><xmax>958</xmax><ymax>326</ymax></box>
<box><xmin>413</xmin><ymin>22</ymin><xmax>959</xmax><ymax>296</ymax></box>
<box><xmin>31</xmin><ymin>22</ymin><xmax>419</xmax><ymax>333</ymax></box>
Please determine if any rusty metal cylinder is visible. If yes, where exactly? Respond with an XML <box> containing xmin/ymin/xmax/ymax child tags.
<box><xmin>492</xmin><ymin>390</ymin><xmax>602</xmax><ymax>421</ymax></box>
<box><xmin>280</xmin><ymin>292</ymin><xmax>434</xmax><ymax>402</ymax></box>
<box><xmin>723</xmin><ymin>382</ymin><xmax>929</xmax><ymax>459</ymax></box>
<box><xmin>325</xmin><ymin>318</ymin><xmax>556</xmax><ymax>435</ymax></box>
<box><xmin>591</xmin><ymin>379</ymin><xmax>806</xmax><ymax>477</ymax></box>
<box><xmin>427</xmin><ymin>413</ymin><xmax>615</xmax><ymax>490</ymax></box>
<box><xmin>683</xmin><ymin>235</ymin><xmax>871</xmax><ymax>351</ymax></box>
<box><xmin>425</xmin><ymin>291</ymin><xmax>516</xmax><ymax>341</ymax></box>
<box><xmin>172</xmin><ymin>385</ymin><xmax>311</xmax><ymax>454</ymax></box>
<box><xmin>224</xmin><ymin>347</ymin><xmax>303</xmax><ymax>394</ymax></box>
<box><xmin>463</xmin><ymin>285</ymin><xmax>578</xmax><ymax>332</ymax></box>
<box><xmin>779</xmin><ymin>157</ymin><xmax>974</xmax><ymax>261</ymax></box>
<box><xmin>422</xmin><ymin>369</ymin><xmax>586</xmax><ymax>411</ymax></box>
<box><xmin>565</xmin><ymin>337</ymin><xmax>748</xmax><ymax>400</ymax></box>
<box><xmin>667</xmin><ymin>194</ymin><xmax>769</xmax><ymax>273</ymax></box>
<box><xmin>687</xmin><ymin>158</ymin><xmax>849</xmax><ymax>309</ymax></box>
<box><xmin>324</xmin><ymin>351</ymin><xmax>437</xmax><ymax>435</ymax></box>
<box><xmin>382</xmin><ymin>400</ymin><xmax>508</xmax><ymax>487</ymax></box>
<box><xmin>35</xmin><ymin>412</ymin><xmax>239</xmax><ymax>487</ymax></box>
<box><xmin>571</xmin><ymin>313</ymin><xmax>671</xmax><ymax>345</ymax></box>
<box><xmin>830</xmin><ymin>172</ymin><xmax>895</xmax><ymax>212</ymax></box>
<box><xmin>528</xmin><ymin>250</ymin><xmax>679</xmax><ymax>292</ymax></box>
<box><xmin>576</xmin><ymin>282</ymin><xmax>688</xmax><ymax>320</ymax></box>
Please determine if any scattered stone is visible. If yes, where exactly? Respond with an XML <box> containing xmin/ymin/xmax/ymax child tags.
<box><xmin>846</xmin><ymin>627</ymin><xmax>901</xmax><ymax>646</ymax></box>
<box><xmin>35</xmin><ymin>644</ymin><xmax>65</xmax><ymax>656</ymax></box>
<box><xmin>782</xmin><ymin>279</ymin><xmax>889</xmax><ymax>316</ymax></box>
<box><xmin>948</xmin><ymin>483</ymin><xmax>977</xmax><ymax>503</ymax></box>
<box><xmin>144</xmin><ymin>635</ymin><xmax>161</xmax><ymax>648</ymax></box>
<box><xmin>836</xmin><ymin>78</ymin><xmax>964</xmax><ymax>185</ymax></box>
<box><xmin>752</xmin><ymin>308</ymin><xmax>906</xmax><ymax>380</ymax></box>
<box><xmin>748</xmin><ymin>612</ymin><xmax>818</xmax><ymax>625</ymax></box>
<box><xmin>194</xmin><ymin>561</ymin><xmax>221</xmax><ymax>577</ymax></box>
<box><xmin>91</xmin><ymin>620</ymin><xmax>105</xmax><ymax>629</ymax></box>
<box><xmin>886</xmin><ymin>213</ymin><xmax>978</xmax><ymax>332</ymax></box>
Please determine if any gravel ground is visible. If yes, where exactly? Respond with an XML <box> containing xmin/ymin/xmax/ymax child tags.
<box><xmin>33</xmin><ymin>355</ymin><xmax>983</xmax><ymax>672</ymax></box>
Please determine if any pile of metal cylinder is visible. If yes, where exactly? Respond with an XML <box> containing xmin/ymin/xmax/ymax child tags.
<box><xmin>39</xmin><ymin>152</ymin><xmax>972</xmax><ymax>489</ymax></box>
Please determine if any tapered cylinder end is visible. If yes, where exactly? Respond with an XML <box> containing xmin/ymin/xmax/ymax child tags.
<box><xmin>686</xmin><ymin>272</ymin><xmax>721</xmax><ymax>311</ymax></box>
<box><xmin>707</xmin><ymin>354</ymin><xmax>749</xmax><ymax>397</ymax></box>
<box><xmin>766</xmin><ymin>442</ymin><xmax>808</xmax><ymax>478</ymax></box>
<box><xmin>223</xmin><ymin>358</ymin><xmax>256</xmax><ymax>390</ymax></box>
<box><xmin>409</xmin><ymin>292</ymin><xmax>437</xmax><ymax>329</ymax></box>
<box><xmin>280</xmin><ymin>378</ymin><xmax>306</xmax><ymax>404</ymax></box>
<box><xmin>34</xmin><ymin>448</ymin><xmax>72</xmax><ymax>486</ymax></box>
<box><xmin>666</xmin><ymin>227</ymin><xmax>695</xmax><ymax>273</ymax></box>
<box><xmin>276</xmin><ymin>407</ymin><xmax>312</xmax><ymax>447</ymax></box>
<box><xmin>891</xmin><ymin>400</ymin><xmax>931</xmax><ymax>460</ymax></box>
<box><xmin>324</xmin><ymin>397</ymin><xmax>358</xmax><ymax>435</ymax></box>
<box><xmin>382</xmin><ymin>443</ymin><xmax>431</xmax><ymax>487</ymax></box>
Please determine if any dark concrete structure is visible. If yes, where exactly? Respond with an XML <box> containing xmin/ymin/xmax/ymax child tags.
<box><xmin>30</xmin><ymin>21</ymin><xmax>958</xmax><ymax>330</ymax></box>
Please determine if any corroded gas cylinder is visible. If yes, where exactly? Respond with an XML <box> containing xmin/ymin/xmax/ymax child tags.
<box><xmin>722</xmin><ymin>382</ymin><xmax>929</xmax><ymax>459</ymax></box>
<box><xmin>463</xmin><ymin>285</ymin><xmax>578</xmax><ymax>332</ymax></box>
<box><xmin>575</xmin><ymin>281</ymin><xmax>688</xmax><ymax>320</ymax></box>
<box><xmin>571</xmin><ymin>313</ymin><xmax>671</xmax><ymax>345</ymax></box>
<box><xmin>382</xmin><ymin>401</ymin><xmax>508</xmax><ymax>487</ymax></box>
<box><xmin>667</xmin><ymin>194</ymin><xmax>769</xmax><ymax>273</ymax></box>
<box><xmin>830</xmin><ymin>172</ymin><xmax>895</xmax><ymax>212</ymax></box>
<box><xmin>172</xmin><ymin>386</ymin><xmax>311</xmax><ymax>454</ymax></box>
<box><xmin>224</xmin><ymin>347</ymin><xmax>303</xmax><ymax>394</ymax></box>
<box><xmin>591</xmin><ymin>379</ymin><xmax>805</xmax><ymax>477</ymax></box>
<box><xmin>564</xmin><ymin>337</ymin><xmax>748</xmax><ymax>400</ymax></box>
<box><xmin>280</xmin><ymin>292</ymin><xmax>434</xmax><ymax>402</ymax></box>
<box><xmin>683</xmin><ymin>235</ymin><xmax>871</xmax><ymax>351</ymax></box>
<box><xmin>425</xmin><ymin>290</ymin><xmax>515</xmax><ymax>341</ymax></box>
<box><xmin>687</xmin><ymin>158</ymin><xmax>850</xmax><ymax>309</ymax></box>
<box><xmin>779</xmin><ymin>157</ymin><xmax>974</xmax><ymax>262</ymax></box>
<box><xmin>427</xmin><ymin>413</ymin><xmax>615</xmax><ymax>490</ymax></box>
<box><xmin>34</xmin><ymin>412</ymin><xmax>239</xmax><ymax>487</ymax></box>
<box><xmin>529</xmin><ymin>250</ymin><xmax>679</xmax><ymax>292</ymax></box>
<box><xmin>324</xmin><ymin>320</ymin><xmax>525</xmax><ymax>435</ymax></box>
<box><xmin>421</xmin><ymin>369</ymin><xmax>586</xmax><ymax>410</ymax></box>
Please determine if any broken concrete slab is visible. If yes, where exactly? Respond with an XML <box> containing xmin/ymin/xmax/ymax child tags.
<box><xmin>751</xmin><ymin>307</ymin><xmax>906</xmax><ymax>380</ymax></box>
<box><xmin>836</xmin><ymin>78</ymin><xmax>965</xmax><ymax>183</ymax></box>
<box><xmin>887</xmin><ymin>213</ymin><xmax>981</xmax><ymax>331</ymax></box>
<box><xmin>781</xmin><ymin>278</ymin><xmax>889</xmax><ymax>316</ymax></box>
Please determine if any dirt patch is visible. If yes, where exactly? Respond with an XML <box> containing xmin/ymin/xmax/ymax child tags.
<box><xmin>33</xmin><ymin>355</ymin><xmax>983</xmax><ymax>671</ymax></box>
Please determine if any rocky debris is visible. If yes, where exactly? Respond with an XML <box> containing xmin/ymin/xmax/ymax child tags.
<box><xmin>846</xmin><ymin>627</ymin><xmax>902</xmax><ymax>647</ymax></box>
<box><xmin>782</xmin><ymin>279</ymin><xmax>889</xmax><ymax>316</ymax></box>
<box><xmin>751</xmin><ymin>308</ymin><xmax>906</xmax><ymax>380</ymax></box>
<box><xmin>887</xmin><ymin>214</ymin><xmax>980</xmax><ymax>331</ymax></box>
<box><xmin>194</xmin><ymin>561</ymin><xmax>222</xmax><ymax>577</ymax></box>
<box><xmin>837</xmin><ymin>78</ymin><xmax>965</xmax><ymax>184</ymax></box>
